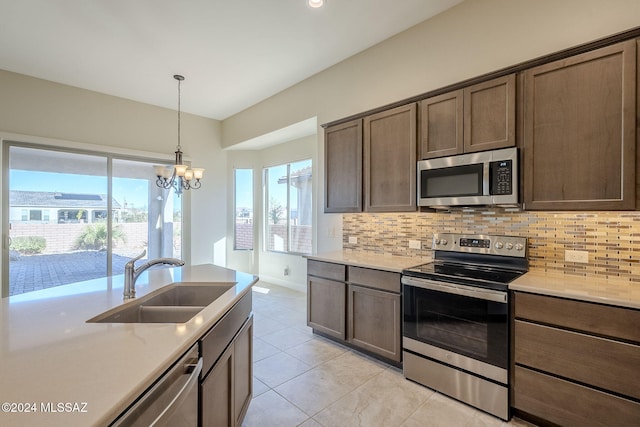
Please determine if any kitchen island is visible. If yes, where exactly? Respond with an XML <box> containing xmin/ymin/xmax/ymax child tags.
<box><xmin>0</xmin><ymin>264</ymin><xmax>257</xmax><ymax>426</ymax></box>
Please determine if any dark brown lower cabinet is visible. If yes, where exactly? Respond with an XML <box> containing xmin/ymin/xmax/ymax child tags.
<box><xmin>513</xmin><ymin>291</ymin><xmax>640</xmax><ymax>426</ymax></box>
<box><xmin>307</xmin><ymin>275</ymin><xmax>346</xmax><ymax>340</ymax></box>
<box><xmin>201</xmin><ymin>313</ymin><xmax>253</xmax><ymax>427</ymax></box>
<box><xmin>306</xmin><ymin>259</ymin><xmax>402</xmax><ymax>364</ymax></box>
<box><xmin>347</xmin><ymin>284</ymin><xmax>401</xmax><ymax>362</ymax></box>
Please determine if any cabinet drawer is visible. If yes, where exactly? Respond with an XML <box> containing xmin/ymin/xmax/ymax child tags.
<box><xmin>201</xmin><ymin>292</ymin><xmax>252</xmax><ymax>377</ymax></box>
<box><xmin>348</xmin><ymin>266</ymin><xmax>400</xmax><ymax>293</ymax></box>
<box><xmin>515</xmin><ymin>320</ymin><xmax>640</xmax><ymax>400</ymax></box>
<box><xmin>514</xmin><ymin>366</ymin><xmax>640</xmax><ymax>427</ymax></box>
<box><xmin>307</xmin><ymin>260</ymin><xmax>346</xmax><ymax>281</ymax></box>
<box><xmin>514</xmin><ymin>291</ymin><xmax>640</xmax><ymax>343</ymax></box>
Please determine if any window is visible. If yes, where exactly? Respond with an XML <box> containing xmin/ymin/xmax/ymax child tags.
<box><xmin>29</xmin><ymin>210</ymin><xmax>42</xmax><ymax>221</ymax></box>
<box><xmin>5</xmin><ymin>144</ymin><xmax>183</xmax><ymax>297</ymax></box>
<box><xmin>234</xmin><ymin>169</ymin><xmax>253</xmax><ymax>250</ymax></box>
<box><xmin>264</xmin><ymin>159</ymin><xmax>312</xmax><ymax>254</ymax></box>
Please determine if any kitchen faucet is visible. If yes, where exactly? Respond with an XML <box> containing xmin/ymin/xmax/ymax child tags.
<box><xmin>123</xmin><ymin>250</ymin><xmax>185</xmax><ymax>299</ymax></box>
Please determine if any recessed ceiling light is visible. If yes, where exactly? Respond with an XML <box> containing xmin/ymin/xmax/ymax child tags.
<box><xmin>308</xmin><ymin>0</ymin><xmax>324</xmax><ymax>8</ymax></box>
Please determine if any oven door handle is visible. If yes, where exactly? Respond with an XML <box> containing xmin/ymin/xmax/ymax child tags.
<box><xmin>402</xmin><ymin>277</ymin><xmax>507</xmax><ymax>303</ymax></box>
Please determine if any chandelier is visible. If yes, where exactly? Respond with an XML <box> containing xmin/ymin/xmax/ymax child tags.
<box><xmin>154</xmin><ymin>74</ymin><xmax>204</xmax><ymax>196</ymax></box>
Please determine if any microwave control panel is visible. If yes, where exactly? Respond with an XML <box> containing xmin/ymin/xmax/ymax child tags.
<box><xmin>489</xmin><ymin>160</ymin><xmax>512</xmax><ymax>195</ymax></box>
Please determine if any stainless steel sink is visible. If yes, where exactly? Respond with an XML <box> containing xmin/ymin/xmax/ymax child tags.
<box><xmin>88</xmin><ymin>282</ymin><xmax>235</xmax><ymax>323</ymax></box>
<box><xmin>142</xmin><ymin>283</ymin><xmax>234</xmax><ymax>307</ymax></box>
<box><xmin>91</xmin><ymin>305</ymin><xmax>206</xmax><ymax>323</ymax></box>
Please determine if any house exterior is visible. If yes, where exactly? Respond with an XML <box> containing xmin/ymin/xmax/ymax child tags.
<box><xmin>9</xmin><ymin>190</ymin><xmax>123</xmax><ymax>224</ymax></box>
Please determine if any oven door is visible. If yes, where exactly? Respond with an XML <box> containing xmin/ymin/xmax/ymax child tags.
<box><xmin>402</xmin><ymin>277</ymin><xmax>508</xmax><ymax>372</ymax></box>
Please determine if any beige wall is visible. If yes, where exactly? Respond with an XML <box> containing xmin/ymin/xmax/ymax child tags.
<box><xmin>222</xmin><ymin>0</ymin><xmax>640</xmax><ymax>261</ymax></box>
<box><xmin>0</xmin><ymin>69</ymin><xmax>225</xmax><ymax>272</ymax></box>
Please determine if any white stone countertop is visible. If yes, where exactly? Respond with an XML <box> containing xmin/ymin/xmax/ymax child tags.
<box><xmin>510</xmin><ymin>269</ymin><xmax>640</xmax><ymax>310</ymax></box>
<box><xmin>306</xmin><ymin>250</ymin><xmax>428</xmax><ymax>273</ymax></box>
<box><xmin>0</xmin><ymin>264</ymin><xmax>257</xmax><ymax>427</ymax></box>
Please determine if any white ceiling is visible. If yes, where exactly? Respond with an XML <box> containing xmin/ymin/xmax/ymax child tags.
<box><xmin>1</xmin><ymin>0</ymin><xmax>463</xmax><ymax>120</ymax></box>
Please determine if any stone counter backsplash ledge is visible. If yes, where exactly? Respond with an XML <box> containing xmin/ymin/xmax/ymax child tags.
<box><xmin>342</xmin><ymin>209</ymin><xmax>640</xmax><ymax>283</ymax></box>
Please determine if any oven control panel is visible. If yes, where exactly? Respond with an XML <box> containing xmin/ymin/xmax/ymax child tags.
<box><xmin>432</xmin><ymin>233</ymin><xmax>527</xmax><ymax>257</ymax></box>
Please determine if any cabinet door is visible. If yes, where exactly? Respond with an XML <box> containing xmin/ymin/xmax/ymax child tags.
<box><xmin>463</xmin><ymin>74</ymin><xmax>516</xmax><ymax>153</ymax></box>
<box><xmin>419</xmin><ymin>90</ymin><xmax>463</xmax><ymax>159</ymax></box>
<box><xmin>201</xmin><ymin>344</ymin><xmax>234</xmax><ymax>427</ymax></box>
<box><xmin>364</xmin><ymin>103</ymin><xmax>417</xmax><ymax>212</ymax></box>
<box><xmin>233</xmin><ymin>316</ymin><xmax>253</xmax><ymax>427</ymax></box>
<box><xmin>307</xmin><ymin>276</ymin><xmax>346</xmax><ymax>339</ymax></box>
<box><xmin>523</xmin><ymin>40</ymin><xmax>636</xmax><ymax>210</ymax></box>
<box><xmin>347</xmin><ymin>284</ymin><xmax>401</xmax><ymax>362</ymax></box>
<box><xmin>324</xmin><ymin>119</ymin><xmax>363</xmax><ymax>213</ymax></box>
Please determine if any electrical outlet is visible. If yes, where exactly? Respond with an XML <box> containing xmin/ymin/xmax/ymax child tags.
<box><xmin>348</xmin><ymin>236</ymin><xmax>358</xmax><ymax>244</ymax></box>
<box><xmin>284</xmin><ymin>265</ymin><xmax>290</xmax><ymax>276</ymax></box>
<box><xmin>409</xmin><ymin>239</ymin><xmax>421</xmax><ymax>249</ymax></box>
<box><xmin>565</xmin><ymin>250</ymin><xmax>589</xmax><ymax>264</ymax></box>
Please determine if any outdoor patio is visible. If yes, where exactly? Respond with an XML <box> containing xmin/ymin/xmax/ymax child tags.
<box><xmin>9</xmin><ymin>251</ymin><xmax>132</xmax><ymax>296</ymax></box>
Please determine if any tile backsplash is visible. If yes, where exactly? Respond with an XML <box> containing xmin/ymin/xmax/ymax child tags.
<box><xmin>343</xmin><ymin>208</ymin><xmax>640</xmax><ymax>282</ymax></box>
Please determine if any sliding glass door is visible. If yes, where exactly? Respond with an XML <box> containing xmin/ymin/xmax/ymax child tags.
<box><xmin>4</xmin><ymin>143</ymin><xmax>182</xmax><ymax>297</ymax></box>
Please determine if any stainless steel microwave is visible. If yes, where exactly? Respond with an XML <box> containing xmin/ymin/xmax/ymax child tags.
<box><xmin>417</xmin><ymin>147</ymin><xmax>518</xmax><ymax>208</ymax></box>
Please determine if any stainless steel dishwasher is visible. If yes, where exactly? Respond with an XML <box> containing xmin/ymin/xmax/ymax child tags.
<box><xmin>111</xmin><ymin>344</ymin><xmax>202</xmax><ymax>426</ymax></box>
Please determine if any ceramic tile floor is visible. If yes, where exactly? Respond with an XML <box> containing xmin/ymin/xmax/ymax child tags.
<box><xmin>243</xmin><ymin>281</ymin><xmax>537</xmax><ymax>427</ymax></box>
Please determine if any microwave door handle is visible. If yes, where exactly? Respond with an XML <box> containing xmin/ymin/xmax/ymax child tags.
<box><xmin>483</xmin><ymin>162</ymin><xmax>490</xmax><ymax>195</ymax></box>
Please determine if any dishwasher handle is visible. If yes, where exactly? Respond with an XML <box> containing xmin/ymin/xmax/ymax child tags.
<box><xmin>150</xmin><ymin>357</ymin><xmax>202</xmax><ymax>426</ymax></box>
<box><xmin>111</xmin><ymin>347</ymin><xmax>202</xmax><ymax>427</ymax></box>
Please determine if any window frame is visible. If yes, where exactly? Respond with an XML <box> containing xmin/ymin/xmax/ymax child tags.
<box><xmin>263</xmin><ymin>159</ymin><xmax>312</xmax><ymax>255</ymax></box>
<box><xmin>233</xmin><ymin>168</ymin><xmax>254</xmax><ymax>251</ymax></box>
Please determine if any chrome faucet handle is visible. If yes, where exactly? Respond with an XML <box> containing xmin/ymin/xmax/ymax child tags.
<box><xmin>128</xmin><ymin>250</ymin><xmax>147</xmax><ymax>266</ymax></box>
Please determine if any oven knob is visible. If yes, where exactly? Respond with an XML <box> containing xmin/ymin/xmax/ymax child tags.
<box><xmin>440</xmin><ymin>239</ymin><xmax>448</xmax><ymax>246</ymax></box>
<box><xmin>494</xmin><ymin>242</ymin><xmax>504</xmax><ymax>249</ymax></box>
<box><xmin>515</xmin><ymin>243</ymin><xmax>525</xmax><ymax>251</ymax></box>
<box><xmin>506</xmin><ymin>242</ymin><xmax>514</xmax><ymax>250</ymax></box>
<box><xmin>434</xmin><ymin>239</ymin><xmax>441</xmax><ymax>245</ymax></box>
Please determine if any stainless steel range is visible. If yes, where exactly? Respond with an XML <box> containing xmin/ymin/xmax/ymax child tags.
<box><xmin>402</xmin><ymin>233</ymin><xmax>528</xmax><ymax>420</ymax></box>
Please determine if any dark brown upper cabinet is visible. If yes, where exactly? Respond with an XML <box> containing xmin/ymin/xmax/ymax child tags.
<box><xmin>523</xmin><ymin>40</ymin><xmax>637</xmax><ymax>210</ymax></box>
<box><xmin>324</xmin><ymin>119</ymin><xmax>363</xmax><ymax>213</ymax></box>
<box><xmin>364</xmin><ymin>103</ymin><xmax>417</xmax><ymax>212</ymax></box>
<box><xmin>420</xmin><ymin>74</ymin><xmax>516</xmax><ymax>159</ymax></box>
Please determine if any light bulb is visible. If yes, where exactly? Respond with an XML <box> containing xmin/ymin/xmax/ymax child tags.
<box><xmin>308</xmin><ymin>0</ymin><xmax>324</xmax><ymax>8</ymax></box>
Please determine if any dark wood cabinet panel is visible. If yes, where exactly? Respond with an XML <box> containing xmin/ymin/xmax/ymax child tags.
<box><xmin>233</xmin><ymin>317</ymin><xmax>252</xmax><ymax>426</ymax></box>
<box><xmin>348</xmin><ymin>266</ymin><xmax>400</xmax><ymax>293</ymax></box>
<box><xmin>307</xmin><ymin>275</ymin><xmax>346</xmax><ymax>340</ymax></box>
<box><xmin>200</xmin><ymin>306</ymin><xmax>252</xmax><ymax>427</ymax></box>
<box><xmin>307</xmin><ymin>260</ymin><xmax>402</xmax><ymax>364</ymax></box>
<box><xmin>324</xmin><ymin>119</ymin><xmax>363</xmax><ymax>213</ymax></box>
<box><xmin>419</xmin><ymin>90</ymin><xmax>463</xmax><ymax>158</ymax></box>
<box><xmin>514</xmin><ymin>291</ymin><xmax>640</xmax><ymax>343</ymax></box>
<box><xmin>201</xmin><ymin>344</ymin><xmax>234</xmax><ymax>427</ymax></box>
<box><xmin>364</xmin><ymin>103</ymin><xmax>417</xmax><ymax>212</ymax></box>
<box><xmin>523</xmin><ymin>40</ymin><xmax>637</xmax><ymax>210</ymax></box>
<box><xmin>347</xmin><ymin>284</ymin><xmax>401</xmax><ymax>362</ymax></box>
<box><xmin>463</xmin><ymin>74</ymin><xmax>516</xmax><ymax>153</ymax></box>
<box><xmin>514</xmin><ymin>366</ymin><xmax>640</xmax><ymax>427</ymax></box>
<box><xmin>515</xmin><ymin>320</ymin><xmax>640</xmax><ymax>400</ymax></box>
<box><xmin>513</xmin><ymin>291</ymin><xmax>640</xmax><ymax>425</ymax></box>
<box><xmin>307</xmin><ymin>259</ymin><xmax>346</xmax><ymax>282</ymax></box>
<box><xmin>419</xmin><ymin>75</ymin><xmax>515</xmax><ymax>160</ymax></box>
